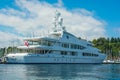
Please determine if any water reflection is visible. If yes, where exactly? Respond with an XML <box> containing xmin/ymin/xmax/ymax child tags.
<box><xmin>0</xmin><ymin>64</ymin><xmax>120</xmax><ymax>80</ymax></box>
<box><xmin>0</xmin><ymin>64</ymin><xmax>28</xmax><ymax>80</ymax></box>
<box><xmin>25</xmin><ymin>64</ymin><xmax>103</xmax><ymax>80</ymax></box>
<box><xmin>98</xmin><ymin>64</ymin><xmax>120</xmax><ymax>79</ymax></box>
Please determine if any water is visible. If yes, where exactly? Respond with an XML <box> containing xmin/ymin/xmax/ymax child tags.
<box><xmin>0</xmin><ymin>64</ymin><xmax>120</xmax><ymax>80</ymax></box>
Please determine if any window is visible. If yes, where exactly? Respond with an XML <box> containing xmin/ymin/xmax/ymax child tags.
<box><xmin>62</xmin><ymin>43</ymin><xmax>69</xmax><ymax>48</ymax></box>
<box><xmin>70</xmin><ymin>44</ymin><xmax>86</xmax><ymax>50</ymax></box>
<box><xmin>71</xmin><ymin>44</ymin><xmax>74</xmax><ymax>49</ymax></box>
<box><xmin>61</xmin><ymin>51</ymin><xmax>67</xmax><ymax>55</ymax></box>
<box><xmin>33</xmin><ymin>41</ymin><xmax>39</xmax><ymax>45</ymax></box>
<box><xmin>70</xmin><ymin>52</ymin><xmax>77</xmax><ymax>56</ymax></box>
<box><xmin>66</xmin><ymin>35</ymin><xmax>69</xmax><ymax>39</ymax></box>
<box><xmin>82</xmin><ymin>52</ymin><xmax>98</xmax><ymax>57</ymax></box>
<box><xmin>39</xmin><ymin>40</ymin><xmax>53</xmax><ymax>46</ymax></box>
<box><xmin>79</xmin><ymin>46</ymin><xmax>86</xmax><ymax>50</ymax></box>
<box><xmin>71</xmin><ymin>44</ymin><xmax>77</xmax><ymax>49</ymax></box>
<box><xmin>48</xmin><ymin>50</ymin><xmax>52</xmax><ymax>53</ymax></box>
<box><xmin>27</xmin><ymin>41</ymin><xmax>39</xmax><ymax>45</ymax></box>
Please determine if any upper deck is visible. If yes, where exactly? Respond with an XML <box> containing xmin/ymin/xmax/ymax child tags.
<box><xmin>16</xmin><ymin>10</ymin><xmax>102</xmax><ymax>55</ymax></box>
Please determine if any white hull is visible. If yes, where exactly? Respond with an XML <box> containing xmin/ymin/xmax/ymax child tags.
<box><xmin>5</xmin><ymin>53</ymin><xmax>105</xmax><ymax>64</ymax></box>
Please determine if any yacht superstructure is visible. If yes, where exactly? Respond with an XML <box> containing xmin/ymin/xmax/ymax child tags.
<box><xmin>5</xmin><ymin>11</ymin><xmax>106</xmax><ymax>63</ymax></box>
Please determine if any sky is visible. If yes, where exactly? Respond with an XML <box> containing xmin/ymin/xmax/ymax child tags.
<box><xmin>0</xmin><ymin>0</ymin><xmax>120</xmax><ymax>47</ymax></box>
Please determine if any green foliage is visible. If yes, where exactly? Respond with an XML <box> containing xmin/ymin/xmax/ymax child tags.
<box><xmin>92</xmin><ymin>37</ymin><xmax>120</xmax><ymax>59</ymax></box>
<box><xmin>0</xmin><ymin>48</ymin><xmax>5</xmax><ymax>57</ymax></box>
<box><xmin>0</xmin><ymin>47</ymin><xmax>18</xmax><ymax>57</ymax></box>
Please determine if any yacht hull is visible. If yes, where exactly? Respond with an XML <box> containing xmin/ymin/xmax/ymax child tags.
<box><xmin>5</xmin><ymin>53</ymin><xmax>105</xmax><ymax>64</ymax></box>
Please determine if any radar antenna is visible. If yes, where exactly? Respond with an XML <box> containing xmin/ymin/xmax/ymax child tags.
<box><xmin>53</xmin><ymin>10</ymin><xmax>66</xmax><ymax>32</ymax></box>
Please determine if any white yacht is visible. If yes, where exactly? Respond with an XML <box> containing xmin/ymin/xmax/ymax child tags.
<box><xmin>5</xmin><ymin>11</ymin><xmax>106</xmax><ymax>63</ymax></box>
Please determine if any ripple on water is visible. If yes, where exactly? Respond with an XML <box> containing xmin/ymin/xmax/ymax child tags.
<box><xmin>0</xmin><ymin>64</ymin><xmax>120</xmax><ymax>80</ymax></box>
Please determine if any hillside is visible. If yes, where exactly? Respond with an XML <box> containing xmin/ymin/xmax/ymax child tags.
<box><xmin>92</xmin><ymin>37</ymin><xmax>120</xmax><ymax>60</ymax></box>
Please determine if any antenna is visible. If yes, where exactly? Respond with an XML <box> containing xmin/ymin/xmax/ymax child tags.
<box><xmin>53</xmin><ymin>10</ymin><xmax>66</xmax><ymax>32</ymax></box>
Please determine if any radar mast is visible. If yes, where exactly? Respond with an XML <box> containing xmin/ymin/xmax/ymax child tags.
<box><xmin>53</xmin><ymin>10</ymin><xmax>66</xmax><ymax>32</ymax></box>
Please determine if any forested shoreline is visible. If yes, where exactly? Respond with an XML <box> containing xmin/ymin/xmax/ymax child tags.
<box><xmin>92</xmin><ymin>37</ymin><xmax>120</xmax><ymax>60</ymax></box>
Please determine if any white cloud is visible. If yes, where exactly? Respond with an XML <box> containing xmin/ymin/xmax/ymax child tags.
<box><xmin>0</xmin><ymin>31</ymin><xmax>23</xmax><ymax>48</ymax></box>
<box><xmin>54</xmin><ymin>0</ymin><xmax>64</xmax><ymax>7</ymax></box>
<box><xmin>114</xmin><ymin>27</ymin><xmax>120</xmax><ymax>36</ymax></box>
<box><xmin>0</xmin><ymin>0</ymin><xmax>106</xmax><ymax>47</ymax></box>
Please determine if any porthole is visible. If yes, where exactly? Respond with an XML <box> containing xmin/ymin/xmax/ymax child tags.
<box><xmin>54</xmin><ymin>59</ymin><xmax>56</xmax><ymax>61</ymax></box>
<box><xmin>66</xmin><ymin>35</ymin><xmax>69</xmax><ymax>39</ymax></box>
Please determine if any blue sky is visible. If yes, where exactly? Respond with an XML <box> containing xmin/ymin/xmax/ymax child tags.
<box><xmin>46</xmin><ymin>0</ymin><xmax>120</xmax><ymax>37</ymax></box>
<box><xmin>0</xmin><ymin>0</ymin><xmax>120</xmax><ymax>47</ymax></box>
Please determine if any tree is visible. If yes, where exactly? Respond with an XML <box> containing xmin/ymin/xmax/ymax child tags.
<box><xmin>92</xmin><ymin>37</ymin><xmax>120</xmax><ymax>60</ymax></box>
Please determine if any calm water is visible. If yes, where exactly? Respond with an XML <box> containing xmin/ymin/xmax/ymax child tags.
<box><xmin>0</xmin><ymin>64</ymin><xmax>120</xmax><ymax>80</ymax></box>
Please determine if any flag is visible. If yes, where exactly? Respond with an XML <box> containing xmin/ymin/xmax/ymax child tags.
<box><xmin>24</xmin><ymin>41</ymin><xmax>29</xmax><ymax>46</ymax></box>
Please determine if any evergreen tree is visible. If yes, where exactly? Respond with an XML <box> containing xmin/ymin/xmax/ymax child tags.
<box><xmin>92</xmin><ymin>37</ymin><xmax>120</xmax><ymax>60</ymax></box>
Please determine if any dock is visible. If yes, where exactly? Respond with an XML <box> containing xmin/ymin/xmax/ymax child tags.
<box><xmin>103</xmin><ymin>60</ymin><xmax>120</xmax><ymax>64</ymax></box>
